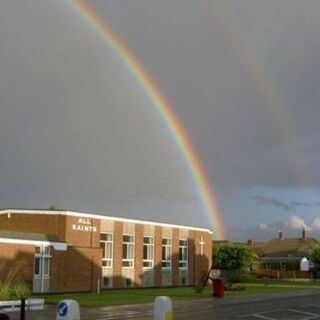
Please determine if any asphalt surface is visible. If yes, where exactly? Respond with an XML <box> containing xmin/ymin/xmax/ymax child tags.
<box><xmin>7</xmin><ymin>289</ymin><xmax>320</xmax><ymax>320</ymax></box>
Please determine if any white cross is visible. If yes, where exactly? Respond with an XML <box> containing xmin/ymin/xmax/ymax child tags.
<box><xmin>199</xmin><ymin>236</ymin><xmax>205</xmax><ymax>255</ymax></box>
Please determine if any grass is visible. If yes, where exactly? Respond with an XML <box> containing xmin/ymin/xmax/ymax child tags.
<box><xmin>36</xmin><ymin>281</ymin><xmax>320</xmax><ymax>308</ymax></box>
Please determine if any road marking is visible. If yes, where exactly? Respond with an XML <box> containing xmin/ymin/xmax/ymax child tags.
<box><xmin>238</xmin><ymin>309</ymin><xmax>283</xmax><ymax>320</ymax></box>
<box><xmin>288</xmin><ymin>308</ymin><xmax>319</xmax><ymax>317</ymax></box>
<box><xmin>252</xmin><ymin>314</ymin><xmax>276</xmax><ymax>320</ymax></box>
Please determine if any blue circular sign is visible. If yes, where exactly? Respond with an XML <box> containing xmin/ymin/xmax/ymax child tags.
<box><xmin>58</xmin><ymin>302</ymin><xmax>68</xmax><ymax>317</ymax></box>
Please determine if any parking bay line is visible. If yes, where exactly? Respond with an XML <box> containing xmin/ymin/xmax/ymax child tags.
<box><xmin>288</xmin><ymin>308</ymin><xmax>319</xmax><ymax>318</ymax></box>
<box><xmin>238</xmin><ymin>309</ymin><xmax>282</xmax><ymax>319</ymax></box>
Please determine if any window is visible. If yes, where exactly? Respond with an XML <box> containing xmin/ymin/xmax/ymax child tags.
<box><xmin>100</xmin><ymin>233</ymin><xmax>113</xmax><ymax>268</ymax></box>
<box><xmin>34</xmin><ymin>246</ymin><xmax>51</xmax><ymax>277</ymax></box>
<box><xmin>179</xmin><ymin>240</ymin><xmax>188</xmax><ymax>269</ymax></box>
<box><xmin>143</xmin><ymin>236</ymin><xmax>154</xmax><ymax>268</ymax></box>
<box><xmin>162</xmin><ymin>238</ymin><xmax>172</xmax><ymax>269</ymax></box>
<box><xmin>266</xmin><ymin>262</ymin><xmax>271</xmax><ymax>270</ymax></box>
<box><xmin>280</xmin><ymin>262</ymin><xmax>286</xmax><ymax>270</ymax></box>
<box><xmin>122</xmin><ymin>235</ymin><xmax>134</xmax><ymax>268</ymax></box>
<box><xmin>103</xmin><ymin>276</ymin><xmax>111</xmax><ymax>287</ymax></box>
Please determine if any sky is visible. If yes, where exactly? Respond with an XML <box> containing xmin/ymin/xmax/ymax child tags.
<box><xmin>1</xmin><ymin>0</ymin><xmax>320</xmax><ymax>240</ymax></box>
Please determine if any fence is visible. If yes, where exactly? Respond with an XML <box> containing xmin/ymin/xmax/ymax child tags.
<box><xmin>0</xmin><ymin>299</ymin><xmax>44</xmax><ymax>312</ymax></box>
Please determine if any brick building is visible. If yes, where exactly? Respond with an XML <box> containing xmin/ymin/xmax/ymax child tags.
<box><xmin>0</xmin><ymin>209</ymin><xmax>212</xmax><ymax>293</ymax></box>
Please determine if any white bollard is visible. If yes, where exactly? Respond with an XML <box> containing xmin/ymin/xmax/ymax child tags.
<box><xmin>56</xmin><ymin>300</ymin><xmax>80</xmax><ymax>320</ymax></box>
<box><xmin>154</xmin><ymin>296</ymin><xmax>173</xmax><ymax>320</ymax></box>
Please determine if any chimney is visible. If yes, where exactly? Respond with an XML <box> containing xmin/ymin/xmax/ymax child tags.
<box><xmin>302</xmin><ymin>227</ymin><xmax>307</xmax><ymax>240</ymax></box>
<box><xmin>247</xmin><ymin>239</ymin><xmax>253</xmax><ymax>247</ymax></box>
<box><xmin>278</xmin><ymin>229</ymin><xmax>284</xmax><ymax>240</ymax></box>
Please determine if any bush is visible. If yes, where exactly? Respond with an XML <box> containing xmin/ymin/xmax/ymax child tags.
<box><xmin>230</xmin><ymin>273</ymin><xmax>257</xmax><ymax>283</ymax></box>
<box><xmin>14</xmin><ymin>283</ymin><xmax>31</xmax><ymax>300</ymax></box>
<box><xmin>0</xmin><ymin>283</ymin><xmax>11</xmax><ymax>301</ymax></box>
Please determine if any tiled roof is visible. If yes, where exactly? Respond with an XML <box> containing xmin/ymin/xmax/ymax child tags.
<box><xmin>253</xmin><ymin>238</ymin><xmax>319</xmax><ymax>258</ymax></box>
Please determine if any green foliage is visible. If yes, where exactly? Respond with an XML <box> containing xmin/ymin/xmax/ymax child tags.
<box><xmin>230</xmin><ymin>273</ymin><xmax>257</xmax><ymax>283</ymax></box>
<box><xmin>0</xmin><ymin>261</ymin><xmax>26</xmax><ymax>301</ymax></box>
<box><xmin>311</xmin><ymin>247</ymin><xmax>320</xmax><ymax>263</ymax></box>
<box><xmin>213</xmin><ymin>244</ymin><xmax>256</xmax><ymax>271</ymax></box>
<box><xmin>14</xmin><ymin>283</ymin><xmax>31</xmax><ymax>300</ymax></box>
<box><xmin>0</xmin><ymin>283</ymin><xmax>11</xmax><ymax>301</ymax></box>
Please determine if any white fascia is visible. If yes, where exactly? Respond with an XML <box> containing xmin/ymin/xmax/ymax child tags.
<box><xmin>0</xmin><ymin>237</ymin><xmax>67</xmax><ymax>251</ymax></box>
<box><xmin>0</xmin><ymin>209</ymin><xmax>213</xmax><ymax>234</ymax></box>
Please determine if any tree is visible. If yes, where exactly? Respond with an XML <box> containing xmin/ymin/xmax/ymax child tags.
<box><xmin>311</xmin><ymin>247</ymin><xmax>320</xmax><ymax>264</ymax></box>
<box><xmin>213</xmin><ymin>244</ymin><xmax>256</xmax><ymax>272</ymax></box>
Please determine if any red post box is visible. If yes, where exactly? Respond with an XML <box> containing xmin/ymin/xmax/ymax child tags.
<box><xmin>212</xmin><ymin>277</ymin><xmax>224</xmax><ymax>298</ymax></box>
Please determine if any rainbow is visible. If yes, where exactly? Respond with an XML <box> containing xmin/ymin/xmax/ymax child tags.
<box><xmin>208</xmin><ymin>1</ymin><xmax>308</xmax><ymax>185</ymax></box>
<box><xmin>64</xmin><ymin>0</ymin><xmax>225</xmax><ymax>239</ymax></box>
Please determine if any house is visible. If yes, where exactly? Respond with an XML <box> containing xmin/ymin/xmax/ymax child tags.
<box><xmin>0</xmin><ymin>209</ymin><xmax>212</xmax><ymax>293</ymax></box>
<box><xmin>251</xmin><ymin>228</ymin><xmax>319</xmax><ymax>279</ymax></box>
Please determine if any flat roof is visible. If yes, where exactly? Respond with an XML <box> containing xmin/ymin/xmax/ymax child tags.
<box><xmin>0</xmin><ymin>228</ymin><xmax>67</xmax><ymax>251</ymax></box>
<box><xmin>0</xmin><ymin>209</ymin><xmax>213</xmax><ymax>234</ymax></box>
<box><xmin>0</xmin><ymin>229</ymin><xmax>63</xmax><ymax>243</ymax></box>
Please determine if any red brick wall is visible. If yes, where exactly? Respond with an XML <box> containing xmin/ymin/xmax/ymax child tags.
<box><xmin>193</xmin><ymin>231</ymin><xmax>212</xmax><ymax>285</ymax></box>
<box><xmin>0</xmin><ymin>213</ymin><xmax>64</xmax><ymax>238</ymax></box>
<box><xmin>50</xmin><ymin>247</ymin><xmax>102</xmax><ymax>293</ymax></box>
<box><xmin>188</xmin><ymin>231</ymin><xmax>195</xmax><ymax>285</ymax></box>
<box><xmin>0</xmin><ymin>243</ymin><xmax>34</xmax><ymax>285</ymax></box>
<box><xmin>172</xmin><ymin>228</ymin><xmax>179</xmax><ymax>286</ymax></box>
<box><xmin>113</xmin><ymin>222</ymin><xmax>123</xmax><ymax>288</ymax></box>
<box><xmin>65</xmin><ymin>216</ymin><xmax>100</xmax><ymax>248</ymax></box>
<box><xmin>154</xmin><ymin>226</ymin><xmax>162</xmax><ymax>286</ymax></box>
<box><xmin>134</xmin><ymin>224</ymin><xmax>143</xmax><ymax>287</ymax></box>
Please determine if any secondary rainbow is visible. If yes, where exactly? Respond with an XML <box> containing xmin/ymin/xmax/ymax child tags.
<box><xmin>207</xmin><ymin>0</ymin><xmax>308</xmax><ymax>185</ymax></box>
<box><xmin>64</xmin><ymin>0</ymin><xmax>225</xmax><ymax>239</ymax></box>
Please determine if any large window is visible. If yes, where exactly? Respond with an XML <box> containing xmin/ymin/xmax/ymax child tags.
<box><xmin>34</xmin><ymin>246</ymin><xmax>51</xmax><ymax>277</ymax></box>
<box><xmin>100</xmin><ymin>233</ymin><xmax>113</xmax><ymax>268</ymax></box>
<box><xmin>179</xmin><ymin>239</ymin><xmax>188</xmax><ymax>269</ymax></box>
<box><xmin>143</xmin><ymin>236</ymin><xmax>154</xmax><ymax>268</ymax></box>
<box><xmin>162</xmin><ymin>238</ymin><xmax>172</xmax><ymax>269</ymax></box>
<box><xmin>122</xmin><ymin>235</ymin><xmax>134</xmax><ymax>268</ymax></box>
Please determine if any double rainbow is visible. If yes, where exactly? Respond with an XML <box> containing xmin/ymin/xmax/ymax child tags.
<box><xmin>65</xmin><ymin>0</ymin><xmax>225</xmax><ymax>239</ymax></box>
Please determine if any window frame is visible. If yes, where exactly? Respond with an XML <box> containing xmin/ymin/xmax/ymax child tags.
<box><xmin>280</xmin><ymin>261</ymin><xmax>286</xmax><ymax>270</ymax></box>
<box><xmin>161</xmin><ymin>238</ymin><xmax>172</xmax><ymax>269</ymax></box>
<box><xmin>122</xmin><ymin>234</ymin><xmax>135</xmax><ymax>269</ymax></box>
<box><xmin>179</xmin><ymin>239</ymin><xmax>188</xmax><ymax>269</ymax></box>
<box><xmin>34</xmin><ymin>245</ymin><xmax>51</xmax><ymax>278</ymax></box>
<box><xmin>100</xmin><ymin>232</ymin><xmax>113</xmax><ymax>269</ymax></box>
<box><xmin>143</xmin><ymin>236</ymin><xmax>154</xmax><ymax>269</ymax></box>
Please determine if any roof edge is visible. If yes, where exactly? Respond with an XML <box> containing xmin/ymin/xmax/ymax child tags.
<box><xmin>0</xmin><ymin>209</ymin><xmax>213</xmax><ymax>234</ymax></box>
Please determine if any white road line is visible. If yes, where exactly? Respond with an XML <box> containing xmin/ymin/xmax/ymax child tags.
<box><xmin>252</xmin><ymin>314</ymin><xmax>276</xmax><ymax>320</ymax></box>
<box><xmin>238</xmin><ymin>309</ymin><xmax>282</xmax><ymax>318</ymax></box>
<box><xmin>288</xmin><ymin>308</ymin><xmax>319</xmax><ymax>318</ymax></box>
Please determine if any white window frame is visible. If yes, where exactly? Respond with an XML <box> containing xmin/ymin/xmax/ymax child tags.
<box><xmin>280</xmin><ymin>261</ymin><xmax>286</xmax><ymax>270</ymax></box>
<box><xmin>100</xmin><ymin>232</ymin><xmax>113</xmax><ymax>269</ymax></box>
<box><xmin>162</xmin><ymin>238</ymin><xmax>172</xmax><ymax>269</ymax></box>
<box><xmin>34</xmin><ymin>245</ymin><xmax>51</xmax><ymax>278</ymax></box>
<box><xmin>122</xmin><ymin>234</ymin><xmax>135</xmax><ymax>269</ymax></box>
<box><xmin>179</xmin><ymin>239</ymin><xmax>188</xmax><ymax>269</ymax></box>
<box><xmin>143</xmin><ymin>236</ymin><xmax>154</xmax><ymax>269</ymax></box>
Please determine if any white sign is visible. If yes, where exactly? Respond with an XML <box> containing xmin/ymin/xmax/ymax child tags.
<box><xmin>56</xmin><ymin>300</ymin><xmax>80</xmax><ymax>320</ymax></box>
<box><xmin>300</xmin><ymin>257</ymin><xmax>309</xmax><ymax>271</ymax></box>
<box><xmin>72</xmin><ymin>218</ymin><xmax>97</xmax><ymax>233</ymax></box>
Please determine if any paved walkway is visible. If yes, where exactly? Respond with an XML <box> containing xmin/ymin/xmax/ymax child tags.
<box><xmin>7</xmin><ymin>289</ymin><xmax>320</xmax><ymax>320</ymax></box>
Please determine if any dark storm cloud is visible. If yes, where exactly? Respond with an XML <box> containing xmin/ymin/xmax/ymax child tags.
<box><xmin>252</xmin><ymin>196</ymin><xmax>314</xmax><ymax>212</ymax></box>
<box><xmin>252</xmin><ymin>196</ymin><xmax>293</xmax><ymax>212</ymax></box>
<box><xmin>1</xmin><ymin>0</ymin><xmax>320</xmax><ymax>230</ymax></box>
